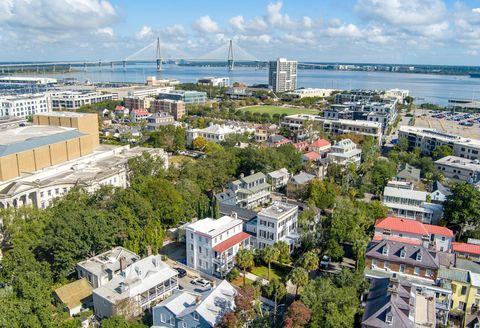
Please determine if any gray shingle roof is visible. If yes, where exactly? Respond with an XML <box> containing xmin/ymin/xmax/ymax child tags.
<box><xmin>438</xmin><ymin>267</ymin><xmax>470</xmax><ymax>283</ymax></box>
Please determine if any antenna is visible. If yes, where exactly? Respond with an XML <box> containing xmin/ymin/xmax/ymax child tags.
<box><xmin>227</xmin><ymin>39</ymin><xmax>234</xmax><ymax>71</ymax></box>
<box><xmin>156</xmin><ymin>37</ymin><xmax>163</xmax><ymax>72</ymax></box>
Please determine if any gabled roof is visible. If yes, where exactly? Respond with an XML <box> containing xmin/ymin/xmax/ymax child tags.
<box><xmin>375</xmin><ymin>217</ymin><xmax>453</xmax><ymax>237</ymax></box>
<box><xmin>213</xmin><ymin>232</ymin><xmax>250</xmax><ymax>253</ymax></box>
<box><xmin>432</xmin><ymin>181</ymin><xmax>452</xmax><ymax>196</ymax></box>
<box><xmin>309</xmin><ymin>138</ymin><xmax>331</xmax><ymax>149</ymax></box>
<box><xmin>302</xmin><ymin>151</ymin><xmax>321</xmax><ymax>161</ymax></box>
<box><xmin>131</xmin><ymin>108</ymin><xmax>150</xmax><ymax>116</ymax></box>
<box><xmin>397</xmin><ymin>164</ymin><xmax>421</xmax><ymax>181</ymax></box>
<box><xmin>373</xmin><ymin>235</ymin><xmax>421</xmax><ymax>245</ymax></box>
<box><xmin>453</xmin><ymin>242</ymin><xmax>480</xmax><ymax>256</ymax></box>
<box><xmin>438</xmin><ymin>267</ymin><xmax>470</xmax><ymax>283</ymax></box>
<box><xmin>291</xmin><ymin>172</ymin><xmax>315</xmax><ymax>185</ymax></box>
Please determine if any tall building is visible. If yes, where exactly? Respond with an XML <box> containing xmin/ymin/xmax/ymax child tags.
<box><xmin>0</xmin><ymin>93</ymin><xmax>52</xmax><ymax>118</ymax></box>
<box><xmin>151</xmin><ymin>99</ymin><xmax>185</xmax><ymax>120</ymax></box>
<box><xmin>268</xmin><ymin>58</ymin><xmax>297</xmax><ymax>92</ymax></box>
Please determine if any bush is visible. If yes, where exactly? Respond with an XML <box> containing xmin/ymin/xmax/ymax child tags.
<box><xmin>226</xmin><ymin>268</ymin><xmax>240</xmax><ymax>282</ymax></box>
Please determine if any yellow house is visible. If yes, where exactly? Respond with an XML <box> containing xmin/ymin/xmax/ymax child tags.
<box><xmin>438</xmin><ymin>267</ymin><xmax>471</xmax><ymax>312</ymax></box>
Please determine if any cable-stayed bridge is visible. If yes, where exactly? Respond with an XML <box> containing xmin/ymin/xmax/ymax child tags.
<box><xmin>0</xmin><ymin>38</ymin><xmax>262</xmax><ymax>73</ymax></box>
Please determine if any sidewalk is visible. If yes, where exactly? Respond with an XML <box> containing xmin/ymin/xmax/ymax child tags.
<box><xmin>244</xmin><ymin>272</ymin><xmax>269</xmax><ymax>286</ymax></box>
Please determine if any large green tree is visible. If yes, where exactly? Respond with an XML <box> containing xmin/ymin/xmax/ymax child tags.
<box><xmin>444</xmin><ymin>183</ymin><xmax>480</xmax><ymax>238</ymax></box>
<box><xmin>262</xmin><ymin>246</ymin><xmax>280</xmax><ymax>281</ymax></box>
<box><xmin>236</xmin><ymin>249</ymin><xmax>254</xmax><ymax>286</ymax></box>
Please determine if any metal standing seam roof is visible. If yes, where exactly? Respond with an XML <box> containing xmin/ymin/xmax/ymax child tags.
<box><xmin>0</xmin><ymin>130</ymin><xmax>86</xmax><ymax>157</ymax></box>
<box><xmin>438</xmin><ymin>267</ymin><xmax>470</xmax><ymax>283</ymax></box>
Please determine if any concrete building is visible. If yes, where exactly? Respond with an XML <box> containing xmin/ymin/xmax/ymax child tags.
<box><xmin>327</xmin><ymin>139</ymin><xmax>362</xmax><ymax>166</ymax></box>
<box><xmin>123</xmin><ymin>96</ymin><xmax>154</xmax><ymax>111</ymax></box>
<box><xmin>435</xmin><ymin>155</ymin><xmax>480</xmax><ymax>185</ymax></box>
<box><xmin>0</xmin><ymin>93</ymin><xmax>51</xmax><ymax>118</ymax></box>
<box><xmin>146</xmin><ymin>112</ymin><xmax>175</xmax><ymax>130</ymax></box>
<box><xmin>151</xmin><ymin>280</ymin><xmax>236</xmax><ymax>328</ymax></box>
<box><xmin>225</xmin><ymin>86</ymin><xmax>252</xmax><ymax>99</ymax></box>
<box><xmin>229</xmin><ymin>172</ymin><xmax>271</xmax><ymax>209</ymax></box>
<box><xmin>186</xmin><ymin>124</ymin><xmax>254</xmax><ymax>146</ymax></box>
<box><xmin>93</xmin><ymin>254</ymin><xmax>178</xmax><ymax>319</ymax></box>
<box><xmin>76</xmin><ymin>246</ymin><xmax>140</xmax><ymax>288</ymax></box>
<box><xmin>399</xmin><ymin>126</ymin><xmax>480</xmax><ymax>160</ymax></box>
<box><xmin>158</xmin><ymin>90</ymin><xmax>207</xmax><ymax>104</ymax></box>
<box><xmin>146</xmin><ymin>76</ymin><xmax>180</xmax><ymax>87</ymax></box>
<box><xmin>97</xmin><ymin>84</ymin><xmax>175</xmax><ymax>100</ymax></box>
<box><xmin>185</xmin><ymin>215</ymin><xmax>251</xmax><ymax>278</ymax></box>
<box><xmin>151</xmin><ymin>99</ymin><xmax>185</xmax><ymax>120</ymax></box>
<box><xmin>50</xmin><ymin>91</ymin><xmax>114</xmax><ymax>110</ymax></box>
<box><xmin>268</xmin><ymin>58</ymin><xmax>297</xmax><ymax>92</ymax></box>
<box><xmin>383</xmin><ymin>185</ymin><xmax>443</xmax><ymax>224</ymax></box>
<box><xmin>0</xmin><ymin>76</ymin><xmax>57</xmax><ymax>86</ymax></box>
<box><xmin>256</xmin><ymin>202</ymin><xmax>299</xmax><ymax>251</ymax></box>
<box><xmin>385</xmin><ymin>88</ymin><xmax>410</xmax><ymax>102</ymax></box>
<box><xmin>197</xmin><ymin>77</ymin><xmax>230</xmax><ymax>87</ymax></box>
<box><xmin>285</xmin><ymin>88</ymin><xmax>336</xmax><ymax>99</ymax></box>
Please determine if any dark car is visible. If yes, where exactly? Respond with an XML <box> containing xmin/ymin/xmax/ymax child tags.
<box><xmin>174</xmin><ymin>267</ymin><xmax>187</xmax><ymax>278</ymax></box>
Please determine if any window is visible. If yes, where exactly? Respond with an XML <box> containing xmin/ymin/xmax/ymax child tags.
<box><xmin>416</xmin><ymin>252</ymin><xmax>422</xmax><ymax>261</ymax></box>
<box><xmin>385</xmin><ymin>312</ymin><xmax>393</xmax><ymax>325</ymax></box>
<box><xmin>382</xmin><ymin>246</ymin><xmax>389</xmax><ymax>256</ymax></box>
<box><xmin>190</xmin><ymin>244</ymin><xmax>193</xmax><ymax>251</ymax></box>
<box><xmin>461</xmin><ymin>286</ymin><xmax>467</xmax><ymax>295</ymax></box>
<box><xmin>160</xmin><ymin>313</ymin><xmax>166</xmax><ymax>323</ymax></box>
<box><xmin>193</xmin><ymin>312</ymin><xmax>199</xmax><ymax>321</ymax></box>
<box><xmin>477</xmin><ymin>288</ymin><xmax>480</xmax><ymax>296</ymax></box>
<box><xmin>399</xmin><ymin>264</ymin><xmax>405</xmax><ymax>273</ymax></box>
<box><xmin>441</xmin><ymin>236</ymin><xmax>446</xmax><ymax>241</ymax></box>
<box><xmin>400</xmin><ymin>248</ymin><xmax>406</xmax><ymax>259</ymax></box>
<box><xmin>459</xmin><ymin>301</ymin><xmax>466</xmax><ymax>311</ymax></box>
<box><xmin>426</xmin><ymin>269</ymin><xmax>432</xmax><ymax>277</ymax></box>
<box><xmin>181</xmin><ymin>322</ymin><xmax>187</xmax><ymax>328</ymax></box>
<box><xmin>414</xmin><ymin>266</ymin><xmax>420</xmax><ymax>275</ymax></box>
<box><xmin>372</xmin><ymin>259</ymin><xmax>378</xmax><ymax>267</ymax></box>
<box><xmin>384</xmin><ymin>261</ymin><xmax>390</xmax><ymax>269</ymax></box>
<box><xmin>169</xmin><ymin>317</ymin><xmax>174</xmax><ymax>325</ymax></box>
<box><xmin>199</xmin><ymin>246</ymin><xmax>202</xmax><ymax>254</ymax></box>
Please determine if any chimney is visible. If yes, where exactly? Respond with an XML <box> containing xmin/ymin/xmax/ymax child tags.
<box><xmin>119</xmin><ymin>256</ymin><xmax>127</xmax><ymax>272</ymax></box>
<box><xmin>250</xmin><ymin>170</ymin><xmax>255</xmax><ymax>176</ymax></box>
<box><xmin>388</xmin><ymin>274</ymin><xmax>399</xmax><ymax>296</ymax></box>
<box><xmin>146</xmin><ymin>245</ymin><xmax>152</xmax><ymax>257</ymax></box>
<box><xmin>240</xmin><ymin>173</ymin><xmax>244</xmax><ymax>179</ymax></box>
<box><xmin>231</xmin><ymin>211</ymin><xmax>238</xmax><ymax>220</ymax></box>
<box><xmin>195</xmin><ymin>296</ymin><xmax>201</xmax><ymax>304</ymax></box>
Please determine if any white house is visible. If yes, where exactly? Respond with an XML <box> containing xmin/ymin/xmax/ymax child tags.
<box><xmin>267</xmin><ymin>168</ymin><xmax>290</xmax><ymax>191</ymax></box>
<box><xmin>327</xmin><ymin>139</ymin><xmax>362</xmax><ymax>166</ymax></box>
<box><xmin>185</xmin><ymin>215</ymin><xmax>251</xmax><ymax>278</ymax></box>
<box><xmin>186</xmin><ymin>123</ymin><xmax>254</xmax><ymax>146</ymax></box>
<box><xmin>256</xmin><ymin>202</ymin><xmax>299</xmax><ymax>252</ymax></box>
<box><xmin>92</xmin><ymin>255</ymin><xmax>178</xmax><ymax>319</ymax></box>
<box><xmin>228</xmin><ymin>172</ymin><xmax>271</xmax><ymax>209</ymax></box>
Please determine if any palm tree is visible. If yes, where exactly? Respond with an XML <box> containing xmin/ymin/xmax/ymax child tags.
<box><xmin>236</xmin><ymin>249</ymin><xmax>254</xmax><ymax>286</ymax></box>
<box><xmin>262</xmin><ymin>246</ymin><xmax>280</xmax><ymax>281</ymax></box>
<box><xmin>289</xmin><ymin>267</ymin><xmax>309</xmax><ymax>297</ymax></box>
<box><xmin>299</xmin><ymin>251</ymin><xmax>319</xmax><ymax>271</ymax></box>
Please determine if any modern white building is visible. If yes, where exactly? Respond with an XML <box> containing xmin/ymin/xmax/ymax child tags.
<box><xmin>76</xmin><ymin>246</ymin><xmax>140</xmax><ymax>288</ymax></box>
<box><xmin>435</xmin><ymin>155</ymin><xmax>480</xmax><ymax>185</ymax></box>
<box><xmin>185</xmin><ymin>215</ymin><xmax>251</xmax><ymax>278</ymax></box>
<box><xmin>285</xmin><ymin>88</ymin><xmax>336</xmax><ymax>99</ymax></box>
<box><xmin>399</xmin><ymin>126</ymin><xmax>480</xmax><ymax>160</ymax></box>
<box><xmin>383</xmin><ymin>186</ymin><xmax>443</xmax><ymax>224</ymax></box>
<box><xmin>0</xmin><ymin>76</ymin><xmax>57</xmax><ymax>86</ymax></box>
<box><xmin>256</xmin><ymin>202</ymin><xmax>299</xmax><ymax>252</ymax></box>
<box><xmin>327</xmin><ymin>139</ymin><xmax>362</xmax><ymax>166</ymax></box>
<box><xmin>229</xmin><ymin>172</ymin><xmax>271</xmax><ymax>209</ymax></box>
<box><xmin>92</xmin><ymin>254</ymin><xmax>178</xmax><ymax>319</ymax></box>
<box><xmin>197</xmin><ymin>77</ymin><xmax>230</xmax><ymax>87</ymax></box>
<box><xmin>0</xmin><ymin>145</ymin><xmax>168</xmax><ymax>209</ymax></box>
<box><xmin>0</xmin><ymin>93</ymin><xmax>51</xmax><ymax>118</ymax></box>
<box><xmin>268</xmin><ymin>58</ymin><xmax>297</xmax><ymax>92</ymax></box>
<box><xmin>50</xmin><ymin>91</ymin><xmax>114</xmax><ymax>109</ymax></box>
<box><xmin>385</xmin><ymin>88</ymin><xmax>410</xmax><ymax>102</ymax></box>
<box><xmin>186</xmin><ymin>123</ymin><xmax>254</xmax><ymax>146</ymax></box>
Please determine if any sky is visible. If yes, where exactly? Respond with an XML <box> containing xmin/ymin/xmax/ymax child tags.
<box><xmin>1</xmin><ymin>0</ymin><xmax>480</xmax><ymax>65</ymax></box>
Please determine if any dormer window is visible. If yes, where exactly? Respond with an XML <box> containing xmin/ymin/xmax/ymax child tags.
<box><xmin>416</xmin><ymin>252</ymin><xmax>422</xmax><ymax>262</ymax></box>
<box><xmin>382</xmin><ymin>245</ymin><xmax>389</xmax><ymax>256</ymax></box>
<box><xmin>385</xmin><ymin>312</ymin><xmax>393</xmax><ymax>325</ymax></box>
<box><xmin>193</xmin><ymin>312</ymin><xmax>199</xmax><ymax>321</ymax></box>
<box><xmin>400</xmin><ymin>248</ymin><xmax>406</xmax><ymax>259</ymax></box>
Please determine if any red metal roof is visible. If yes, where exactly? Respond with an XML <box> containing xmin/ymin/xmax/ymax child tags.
<box><xmin>375</xmin><ymin>216</ymin><xmax>453</xmax><ymax>237</ymax></box>
<box><xmin>303</xmin><ymin>151</ymin><xmax>321</xmax><ymax>161</ymax></box>
<box><xmin>309</xmin><ymin>139</ymin><xmax>331</xmax><ymax>149</ymax></box>
<box><xmin>213</xmin><ymin>232</ymin><xmax>251</xmax><ymax>253</ymax></box>
<box><xmin>452</xmin><ymin>242</ymin><xmax>480</xmax><ymax>256</ymax></box>
<box><xmin>373</xmin><ymin>235</ymin><xmax>422</xmax><ymax>245</ymax></box>
<box><xmin>132</xmin><ymin>108</ymin><xmax>150</xmax><ymax>116</ymax></box>
<box><xmin>114</xmin><ymin>105</ymin><xmax>126</xmax><ymax>110</ymax></box>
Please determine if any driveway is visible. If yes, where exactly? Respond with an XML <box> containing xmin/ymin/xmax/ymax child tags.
<box><xmin>160</xmin><ymin>241</ymin><xmax>186</xmax><ymax>263</ymax></box>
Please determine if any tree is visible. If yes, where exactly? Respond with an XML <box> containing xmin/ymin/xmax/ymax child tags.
<box><xmin>289</xmin><ymin>267</ymin><xmax>309</xmax><ymax>297</ymax></box>
<box><xmin>299</xmin><ymin>251</ymin><xmax>319</xmax><ymax>271</ymax></box>
<box><xmin>432</xmin><ymin>144</ymin><xmax>454</xmax><ymax>160</ymax></box>
<box><xmin>307</xmin><ymin>179</ymin><xmax>339</xmax><ymax>210</ymax></box>
<box><xmin>262</xmin><ymin>246</ymin><xmax>280</xmax><ymax>281</ymax></box>
<box><xmin>367</xmin><ymin>159</ymin><xmax>397</xmax><ymax>195</ymax></box>
<box><xmin>235</xmin><ymin>249</ymin><xmax>254</xmax><ymax>286</ymax></box>
<box><xmin>284</xmin><ymin>301</ymin><xmax>311</xmax><ymax>328</ymax></box>
<box><xmin>101</xmin><ymin>315</ymin><xmax>147</xmax><ymax>328</ymax></box>
<box><xmin>273</xmin><ymin>241</ymin><xmax>291</xmax><ymax>265</ymax></box>
<box><xmin>444</xmin><ymin>183</ymin><xmax>480</xmax><ymax>238</ymax></box>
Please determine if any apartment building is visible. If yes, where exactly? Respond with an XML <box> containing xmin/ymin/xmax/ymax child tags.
<box><xmin>365</xmin><ymin>239</ymin><xmax>440</xmax><ymax>282</ymax></box>
<box><xmin>50</xmin><ymin>91</ymin><xmax>114</xmax><ymax>109</ymax></box>
<box><xmin>383</xmin><ymin>185</ymin><xmax>443</xmax><ymax>224</ymax></box>
<box><xmin>185</xmin><ymin>215</ymin><xmax>251</xmax><ymax>278</ymax></box>
<box><xmin>158</xmin><ymin>90</ymin><xmax>207</xmax><ymax>104</ymax></box>
<box><xmin>399</xmin><ymin>126</ymin><xmax>480</xmax><ymax>160</ymax></box>
<box><xmin>373</xmin><ymin>216</ymin><xmax>454</xmax><ymax>252</ymax></box>
<box><xmin>123</xmin><ymin>96</ymin><xmax>154</xmax><ymax>110</ymax></box>
<box><xmin>268</xmin><ymin>58</ymin><xmax>297</xmax><ymax>92</ymax></box>
<box><xmin>76</xmin><ymin>246</ymin><xmax>140</xmax><ymax>288</ymax></box>
<box><xmin>229</xmin><ymin>172</ymin><xmax>271</xmax><ymax>209</ymax></box>
<box><xmin>256</xmin><ymin>202</ymin><xmax>299</xmax><ymax>251</ymax></box>
<box><xmin>151</xmin><ymin>99</ymin><xmax>186</xmax><ymax>120</ymax></box>
<box><xmin>92</xmin><ymin>255</ymin><xmax>178</xmax><ymax>319</ymax></box>
<box><xmin>435</xmin><ymin>155</ymin><xmax>480</xmax><ymax>185</ymax></box>
<box><xmin>0</xmin><ymin>93</ymin><xmax>51</xmax><ymax>118</ymax></box>
<box><xmin>327</xmin><ymin>139</ymin><xmax>362</xmax><ymax>166</ymax></box>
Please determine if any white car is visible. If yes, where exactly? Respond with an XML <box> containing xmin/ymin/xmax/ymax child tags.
<box><xmin>191</xmin><ymin>278</ymin><xmax>210</xmax><ymax>288</ymax></box>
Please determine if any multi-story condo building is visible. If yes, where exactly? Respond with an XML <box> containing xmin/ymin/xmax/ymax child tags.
<box><xmin>385</xmin><ymin>88</ymin><xmax>410</xmax><ymax>102</ymax></box>
<box><xmin>92</xmin><ymin>254</ymin><xmax>178</xmax><ymax>319</ymax></box>
<box><xmin>146</xmin><ymin>112</ymin><xmax>175</xmax><ymax>130</ymax></box>
<box><xmin>158</xmin><ymin>90</ymin><xmax>207</xmax><ymax>104</ymax></box>
<box><xmin>382</xmin><ymin>185</ymin><xmax>443</xmax><ymax>224</ymax></box>
<box><xmin>197</xmin><ymin>77</ymin><xmax>230</xmax><ymax>87</ymax></box>
<box><xmin>373</xmin><ymin>216</ymin><xmax>454</xmax><ymax>252</ymax></box>
<box><xmin>151</xmin><ymin>99</ymin><xmax>186</xmax><ymax>120</ymax></box>
<box><xmin>229</xmin><ymin>172</ymin><xmax>271</xmax><ymax>209</ymax></box>
<box><xmin>281</xmin><ymin>114</ymin><xmax>382</xmax><ymax>141</ymax></box>
<box><xmin>186</xmin><ymin>124</ymin><xmax>254</xmax><ymax>146</ymax></box>
<box><xmin>185</xmin><ymin>215</ymin><xmax>251</xmax><ymax>278</ymax></box>
<box><xmin>152</xmin><ymin>280</ymin><xmax>236</xmax><ymax>328</ymax></box>
<box><xmin>0</xmin><ymin>76</ymin><xmax>57</xmax><ymax>86</ymax></box>
<box><xmin>123</xmin><ymin>96</ymin><xmax>154</xmax><ymax>110</ymax></box>
<box><xmin>76</xmin><ymin>246</ymin><xmax>140</xmax><ymax>288</ymax></box>
<box><xmin>268</xmin><ymin>58</ymin><xmax>297</xmax><ymax>92</ymax></box>
<box><xmin>435</xmin><ymin>155</ymin><xmax>480</xmax><ymax>185</ymax></box>
<box><xmin>399</xmin><ymin>126</ymin><xmax>480</xmax><ymax>160</ymax></box>
<box><xmin>366</xmin><ymin>239</ymin><xmax>440</xmax><ymax>282</ymax></box>
<box><xmin>256</xmin><ymin>202</ymin><xmax>299</xmax><ymax>252</ymax></box>
<box><xmin>0</xmin><ymin>93</ymin><xmax>51</xmax><ymax>118</ymax></box>
<box><xmin>327</xmin><ymin>139</ymin><xmax>362</xmax><ymax>166</ymax></box>
<box><xmin>50</xmin><ymin>91</ymin><xmax>114</xmax><ymax>110</ymax></box>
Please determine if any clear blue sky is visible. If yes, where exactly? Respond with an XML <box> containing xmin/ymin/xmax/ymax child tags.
<box><xmin>1</xmin><ymin>0</ymin><xmax>479</xmax><ymax>65</ymax></box>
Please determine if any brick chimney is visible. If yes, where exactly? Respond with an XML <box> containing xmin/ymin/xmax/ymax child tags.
<box><xmin>119</xmin><ymin>256</ymin><xmax>127</xmax><ymax>272</ymax></box>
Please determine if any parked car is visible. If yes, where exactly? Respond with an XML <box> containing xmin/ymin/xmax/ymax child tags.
<box><xmin>174</xmin><ymin>267</ymin><xmax>187</xmax><ymax>278</ymax></box>
<box><xmin>191</xmin><ymin>278</ymin><xmax>210</xmax><ymax>287</ymax></box>
<box><xmin>320</xmin><ymin>255</ymin><xmax>331</xmax><ymax>269</ymax></box>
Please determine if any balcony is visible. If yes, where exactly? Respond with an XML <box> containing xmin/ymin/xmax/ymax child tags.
<box><xmin>140</xmin><ymin>278</ymin><xmax>177</xmax><ymax>307</ymax></box>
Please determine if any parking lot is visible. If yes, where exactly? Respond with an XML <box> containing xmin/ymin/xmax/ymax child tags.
<box><xmin>414</xmin><ymin>108</ymin><xmax>480</xmax><ymax>139</ymax></box>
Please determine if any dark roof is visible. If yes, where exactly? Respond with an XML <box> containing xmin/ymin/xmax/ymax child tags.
<box><xmin>432</xmin><ymin>181</ymin><xmax>452</xmax><ymax>196</ymax></box>
<box><xmin>361</xmin><ymin>277</ymin><xmax>412</xmax><ymax>328</ymax></box>
<box><xmin>219</xmin><ymin>204</ymin><xmax>257</xmax><ymax>222</ymax></box>
<box><xmin>455</xmin><ymin>258</ymin><xmax>480</xmax><ymax>274</ymax></box>
<box><xmin>396</xmin><ymin>164</ymin><xmax>421</xmax><ymax>181</ymax></box>
<box><xmin>366</xmin><ymin>239</ymin><xmax>439</xmax><ymax>270</ymax></box>
<box><xmin>215</xmin><ymin>190</ymin><xmax>236</xmax><ymax>202</ymax></box>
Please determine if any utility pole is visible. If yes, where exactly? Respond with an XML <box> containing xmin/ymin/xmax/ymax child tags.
<box><xmin>227</xmin><ymin>39</ymin><xmax>234</xmax><ymax>71</ymax></box>
<box><xmin>156</xmin><ymin>37</ymin><xmax>162</xmax><ymax>72</ymax></box>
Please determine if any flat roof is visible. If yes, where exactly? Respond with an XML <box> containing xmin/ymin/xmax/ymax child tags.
<box><xmin>435</xmin><ymin>155</ymin><xmax>480</xmax><ymax>170</ymax></box>
<box><xmin>384</xmin><ymin>186</ymin><xmax>427</xmax><ymax>201</ymax></box>
<box><xmin>77</xmin><ymin>246</ymin><xmax>139</xmax><ymax>277</ymax></box>
<box><xmin>185</xmin><ymin>216</ymin><xmax>243</xmax><ymax>238</ymax></box>
<box><xmin>35</xmin><ymin>111</ymin><xmax>94</xmax><ymax>118</ymax></box>
<box><xmin>258</xmin><ymin>202</ymin><xmax>297</xmax><ymax>220</ymax></box>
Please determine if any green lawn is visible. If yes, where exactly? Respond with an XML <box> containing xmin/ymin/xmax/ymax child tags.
<box><xmin>250</xmin><ymin>263</ymin><xmax>291</xmax><ymax>281</ymax></box>
<box><xmin>239</xmin><ymin>105</ymin><xmax>319</xmax><ymax>116</ymax></box>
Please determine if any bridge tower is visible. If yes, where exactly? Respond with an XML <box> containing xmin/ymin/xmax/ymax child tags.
<box><xmin>110</xmin><ymin>62</ymin><xmax>114</xmax><ymax>71</ymax></box>
<box><xmin>227</xmin><ymin>39</ymin><xmax>234</xmax><ymax>71</ymax></box>
<box><xmin>156</xmin><ymin>37</ymin><xmax>163</xmax><ymax>72</ymax></box>
<box><xmin>122</xmin><ymin>60</ymin><xmax>127</xmax><ymax>72</ymax></box>
<box><xmin>84</xmin><ymin>62</ymin><xmax>87</xmax><ymax>72</ymax></box>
